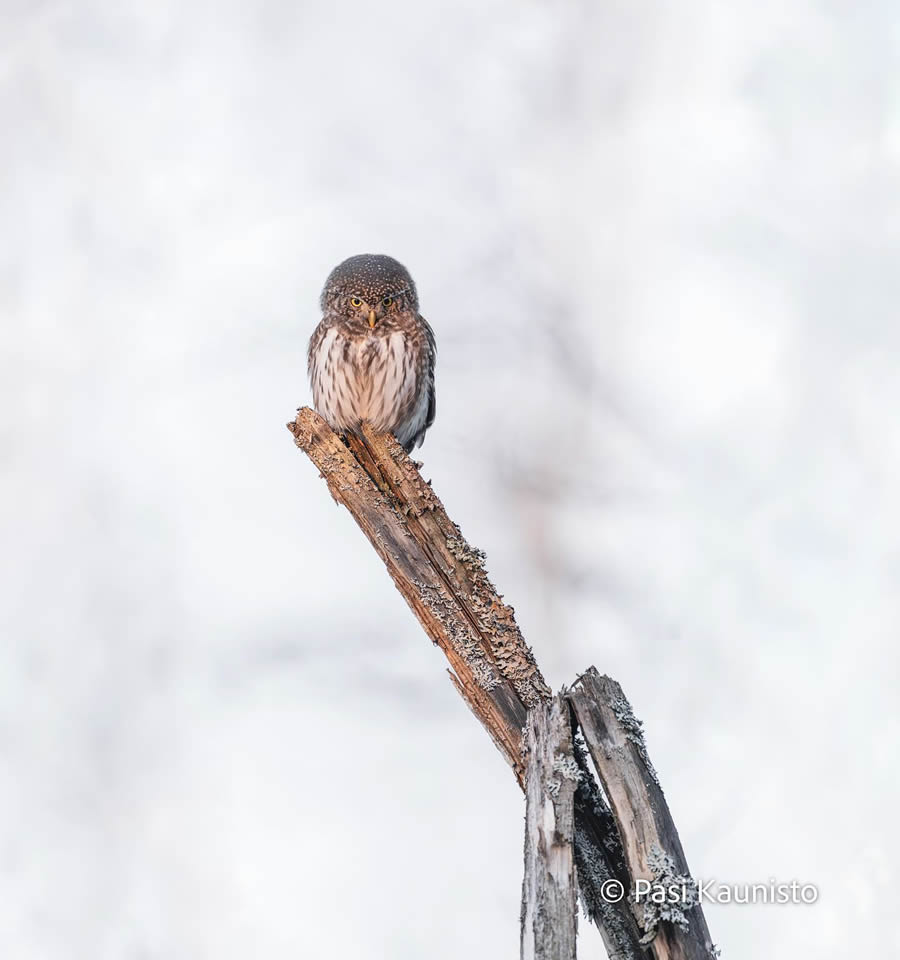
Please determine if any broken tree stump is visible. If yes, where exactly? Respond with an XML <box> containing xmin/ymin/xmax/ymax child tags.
<box><xmin>288</xmin><ymin>408</ymin><xmax>716</xmax><ymax>959</ymax></box>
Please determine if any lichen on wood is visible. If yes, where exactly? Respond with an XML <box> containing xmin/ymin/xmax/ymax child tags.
<box><xmin>568</xmin><ymin>669</ymin><xmax>718</xmax><ymax>960</ymax></box>
<box><xmin>637</xmin><ymin>845</ymin><xmax>700</xmax><ymax>945</ymax></box>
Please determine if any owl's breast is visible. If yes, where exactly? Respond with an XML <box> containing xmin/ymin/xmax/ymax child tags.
<box><xmin>351</xmin><ymin>329</ymin><xmax>416</xmax><ymax>429</ymax></box>
<box><xmin>309</xmin><ymin>322</ymin><xmax>416</xmax><ymax>432</ymax></box>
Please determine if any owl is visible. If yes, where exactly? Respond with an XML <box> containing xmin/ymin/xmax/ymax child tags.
<box><xmin>308</xmin><ymin>254</ymin><xmax>436</xmax><ymax>452</ymax></box>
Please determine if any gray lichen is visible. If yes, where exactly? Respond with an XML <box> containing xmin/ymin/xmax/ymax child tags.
<box><xmin>547</xmin><ymin>752</ymin><xmax>582</xmax><ymax>800</ymax></box>
<box><xmin>574</xmin><ymin>823</ymin><xmax>639</xmax><ymax>959</ymax></box>
<box><xmin>571</xmin><ymin>731</ymin><xmax>628</xmax><ymax>871</ymax></box>
<box><xmin>439</xmin><ymin>527</ymin><xmax>551</xmax><ymax>706</ymax></box>
<box><xmin>610</xmin><ymin>693</ymin><xmax>659</xmax><ymax>787</ymax></box>
<box><xmin>414</xmin><ymin>579</ymin><xmax>501</xmax><ymax>690</ymax></box>
<box><xmin>635</xmin><ymin>844</ymin><xmax>699</xmax><ymax>945</ymax></box>
<box><xmin>316</xmin><ymin>452</ymin><xmax>344</xmax><ymax>476</ymax></box>
<box><xmin>446</xmin><ymin>534</ymin><xmax>487</xmax><ymax>569</ymax></box>
<box><xmin>552</xmin><ymin>754</ymin><xmax>582</xmax><ymax>783</ymax></box>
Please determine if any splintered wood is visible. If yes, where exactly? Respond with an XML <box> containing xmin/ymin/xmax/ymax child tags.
<box><xmin>289</xmin><ymin>408</ymin><xmax>717</xmax><ymax>960</ymax></box>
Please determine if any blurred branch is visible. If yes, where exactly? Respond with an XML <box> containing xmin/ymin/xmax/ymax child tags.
<box><xmin>287</xmin><ymin>407</ymin><xmax>716</xmax><ymax>958</ymax></box>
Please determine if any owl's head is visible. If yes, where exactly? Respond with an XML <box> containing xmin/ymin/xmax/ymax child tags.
<box><xmin>320</xmin><ymin>253</ymin><xmax>419</xmax><ymax>327</ymax></box>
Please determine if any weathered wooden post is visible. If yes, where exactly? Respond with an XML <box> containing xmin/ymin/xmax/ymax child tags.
<box><xmin>288</xmin><ymin>408</ymin><xmax>718</xmax><ymax>959</ymax></box>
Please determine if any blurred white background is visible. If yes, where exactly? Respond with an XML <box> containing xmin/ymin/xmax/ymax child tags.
<box><xmin>2</xmin><ymin>1</ymin><xmax>899</xmax><ymax>956</ymax></box>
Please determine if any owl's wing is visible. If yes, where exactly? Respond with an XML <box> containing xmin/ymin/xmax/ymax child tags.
<box><xmin>421</xmin><ymin>314</ymin><xmax>436</xmax><ymax>432</ymax></box>
<box><xmin>307</xmin><ymin>317</ymin><xmax>330</xmax><ymax>396</ymax></box>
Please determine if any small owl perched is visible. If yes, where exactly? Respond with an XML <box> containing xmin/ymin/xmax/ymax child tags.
<box><xmin>308</xmin><ymin>254</ymin><xmax>436</xmax><ymax>451</ymax></box>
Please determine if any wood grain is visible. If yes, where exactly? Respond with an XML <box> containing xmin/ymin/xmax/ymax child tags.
<box><xmin>521</xmin><ymin>695</ymin><xmax>578</xmax><ymax>960</ymax></box>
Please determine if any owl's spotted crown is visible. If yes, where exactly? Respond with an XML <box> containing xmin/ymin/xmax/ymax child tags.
<box><xmin>320</xmin><ymin>254</ymin><xmax>418</xmax><ymax>310</ymax></box>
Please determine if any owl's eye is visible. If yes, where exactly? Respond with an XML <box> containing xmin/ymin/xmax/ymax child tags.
<box><xmin>350</xmin><ymin>297</ymin><xmax>362</xmax><ymax>307</ymax></box>
<box><xmin>382</xmin><ymin>296</ymin><xmax>393</xmax><ymax>307</ymax></box>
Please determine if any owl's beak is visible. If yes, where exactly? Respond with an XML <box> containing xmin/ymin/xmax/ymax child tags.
<box><xmin>368</xmin><ymin>309</ymin><xmax>377</xmax><ymax>328</ymax></box>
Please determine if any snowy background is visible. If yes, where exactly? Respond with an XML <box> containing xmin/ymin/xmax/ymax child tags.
<box><xmin>3</xmin><ymin>1</ymin><xmax>899</xmax><ymax>956</ymax></box>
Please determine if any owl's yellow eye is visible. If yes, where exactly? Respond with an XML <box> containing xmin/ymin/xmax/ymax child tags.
<box><xmin>350</xmin><ymin>297</ymin><xmax>362</xmax><ymax>307</ymax></box>
<box><xmin>382</xmin><ymin>296</ymin><xmax>393</xmax><ymax>307</ymax></box>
